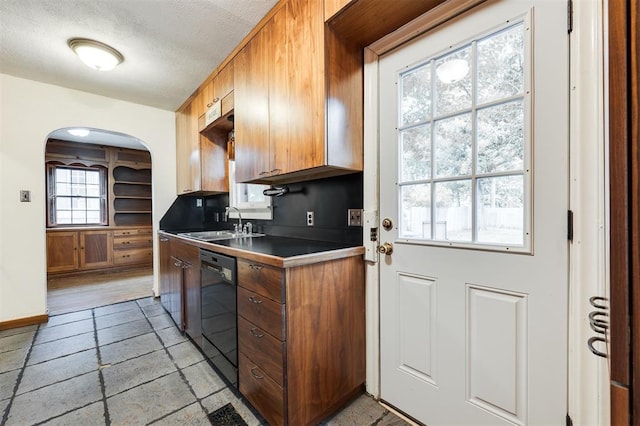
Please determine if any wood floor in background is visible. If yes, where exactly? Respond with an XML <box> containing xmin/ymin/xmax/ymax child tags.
<box><xmin>47</xmin><ymin>267</ymin><xmax>154</xmax><ymax>316</ymax></box>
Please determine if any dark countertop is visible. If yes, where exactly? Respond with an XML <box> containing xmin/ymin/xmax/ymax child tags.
<box><xmin>160</xmin><ymin>230</ymin><xmax>364</xmax><ymax>268</ymax></box>
<box><xmin>210</xmin><ymin>235</ymin><xmax>358</xmax><ymax>257</ymax></box>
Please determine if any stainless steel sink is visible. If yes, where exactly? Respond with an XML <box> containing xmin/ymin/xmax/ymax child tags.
<box><xmin>178</xmin><ymin>230</ymin><xmax>265</xmax><ymax>242</ymax></box>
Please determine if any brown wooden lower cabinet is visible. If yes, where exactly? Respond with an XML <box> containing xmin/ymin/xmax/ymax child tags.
<box><xmin>237</xmin><ymin>256</ymin><xmax>365</xmax><ymax>426</ymax></box>
<box><xmin>80</xmin><ymin>230</ymin><xmax>112</xmax><ymax>269</ymax></box>
<box><xmin>158</xmin><ymin>234</ymin><xmax>200</xmax><ymax>337</ymax></box>
<box><xmin>46</xmin><ymin>227</ymin><xmax>152</xmax><ymax>275</ymax></box>
<box><xmin>46</xmin><ymin>231</ymin><xmax>79</xmax><ymax>273</ymax></box>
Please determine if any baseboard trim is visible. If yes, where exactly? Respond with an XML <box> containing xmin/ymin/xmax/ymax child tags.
<box><xmin>0</xmin><ymin>314</ymin><xmax>48</xmax><ymax>331</ymax></box>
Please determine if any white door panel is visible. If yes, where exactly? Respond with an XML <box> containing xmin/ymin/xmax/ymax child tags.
<box><xmin>378</xmin><ymin>1</ymin><xmax>569</xmax><ymax>424</ymax></box>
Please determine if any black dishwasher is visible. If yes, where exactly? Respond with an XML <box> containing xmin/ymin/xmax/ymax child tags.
<box><xmin>200</xmin><ymin>249</ymin><xmax>238</xmax><ymax>387</ymax></box>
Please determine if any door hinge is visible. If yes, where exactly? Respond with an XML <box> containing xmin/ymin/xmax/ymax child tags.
<box><xmin>566</xmin><ymin>413</ymin><xmax>573</xmax><ymax>426</ymax></box>
<box><xmin>568</xmin><ymin>210</ymin><xmax>574</xmax><ymax>241</ymax></box>
<box><xmin>567</xmin><ymin>0</ymin><xmax>573</xmax><ymax>33</ymax></box>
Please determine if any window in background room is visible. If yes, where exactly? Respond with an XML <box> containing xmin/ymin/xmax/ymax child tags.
<box><xmin>46</xmin><ymin>164</ymin><xmax>108</xmax><ymax>226</ymax></box>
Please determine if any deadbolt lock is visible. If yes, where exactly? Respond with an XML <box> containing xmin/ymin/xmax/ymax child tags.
<box><xmin>378</xmin><ymin>242</ymin><xmax>393</xmax><ymax>255</ymax></box>
<box><xmin>382</xmin><ymin>218</ymin><xmax>393</xmax><ymax>230</ymax></box>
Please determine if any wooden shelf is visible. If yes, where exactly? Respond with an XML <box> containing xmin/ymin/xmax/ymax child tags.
<box><xmin>113</xmin><ymin>183</ymin><xmax>152</xmax><ymax>198</ymax></box>
<box><xmin>114</xmin><ymin>213</ymin><xmax>152</xmax><ymax>227</ymax></box>
<box><xmin>112</xmin><ymin>163</ymin><xmax>152</xmax><ymax>226</ymax></box>
<box><xmin>114</xmin><ymin>180</ymin><xmax>152</xmax><ymax>186</ymax></box>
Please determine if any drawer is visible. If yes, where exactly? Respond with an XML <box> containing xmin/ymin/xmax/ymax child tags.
<box><xmin>113</xmin><ymin>228</ymin><xmax>152</xmax><ymax>237</ymax></box>
<box><xmin>238</xmin><ymin>287</ymin><xmax>285</xmax><ymax>341</ymax></box>
<box><xmin>113</xmin><ymin>248</ymin><xmax>153</xmax><ymax>265</ymax></box>
<box><xmin>238</xmin><ymin>316</ymin><xmax>284</xmax><ymax>386</ymax></box>
<box><xmin>113</xmin><ymin>235</ymin><xmax>153</xmax><ymax>249</ymax></box>
<box><xmin>238</xmin><ymin>259</ymin><xmax>284</xmax><ymax>302</ymax></box>
<box><xmin>239</xmin><ymin>354</ymin><xmax>284</xmax><ymax>426</ymax></box>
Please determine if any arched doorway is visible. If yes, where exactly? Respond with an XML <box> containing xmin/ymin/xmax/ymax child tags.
<box><xmin>44</xmin><ymin>127</ymin><xmax>154</xmax><ymax>314</ymax></box>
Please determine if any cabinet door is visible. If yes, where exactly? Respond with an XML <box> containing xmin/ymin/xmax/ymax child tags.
<box><xmin>46</xmin><ymin>231</ymin><xmax>79</xmax><ymax>273</ymax></box>
<box><xmin>234</xmin><ymin>24</ymin><xmax>271</xmax><ymax>182</ymax></box>
<box><xmin>178</xmin><ymin>241</ymin><xmax>201</xmax><ymax>344</ymax></box>
<box><xmin>158</xmin><ymin>234</ymin><xmax>173</xmax><ymax>314</ymax></box>
<box><xmin>267</xmin><ymin>4</ymin><xmax>290</xmax><ymax>178</ymax></box>
<box><xmin>168</xmin><ymin>254</ymin><xmax>184</xmax><ymax>330</ymax></box>
<box><xmin>215</xmin><ymin>61</ymin><xmax>234</xmax><ymax>101</ymax></box>
<box><xmin>79</xmin><ymin>230</ymin><xmax>112</xmax><ymax>269</ymax></box>
<box><xmin>270</xmin><ymin>0</ymin><xmax>326</xmax><ymax>176</ymax></box>
<box><xmin>198</xmin><ymin>80</ymin><xmax>215</xmax><ymax>119</ymax></box>
<box><xmin>176</xmin><ymin>101</ymin><xmax>201</xmax><ymax>194</ymax></box>
<box><xmin>168</xmin><ymin>239</ymin><xmax>200</xmax><ymax>333</ymax></box>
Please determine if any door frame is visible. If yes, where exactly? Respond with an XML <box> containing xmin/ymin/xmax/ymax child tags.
<box><xmin>362</xmin><ymin>0</ymin><xmax>609</xmax><ymax>423</ymax></box>
<box><xmin>607</xmin><ymin>0</ymin><xmax>639</xmax><ymax>423</ymax></box>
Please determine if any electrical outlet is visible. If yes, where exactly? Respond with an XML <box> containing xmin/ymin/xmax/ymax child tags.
<box><xmin>348</xmin><ymin>208</ymin><xmax>362</xmax><ymax>226</ymax></box>
<box><xmin>20</xmin><ymin>190</ymin><xmax>31</xmax><ymax>202</ymax></box>
<box><xmin>306</xmin><ymin>211</ymin><xmax>314</xmax><ymax>226</ymax></box>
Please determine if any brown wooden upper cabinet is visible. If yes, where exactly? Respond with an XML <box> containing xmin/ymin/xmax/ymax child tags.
<box><xmin>175</xmin><ymin>100</ymin><xmax>228</xmax><ymax>196</ymax></box>
<box><xmin>234</xmin><ymin>0</ymin><xmax>363</xmax><ymax>184</ymax></box>
<box><xmin>176</xmin><ymin>101</ymin><xmax>200</xmax><ymax>194</ymax></box>
<box><xmin>196</xmin><ymin>61</ymin><xmax>234</xmax><ymax>121</ymax></box>
<box><xmin>215</xmin><ymin>60</ymin><xmax>234</xmax><ymax>118</ymax></box>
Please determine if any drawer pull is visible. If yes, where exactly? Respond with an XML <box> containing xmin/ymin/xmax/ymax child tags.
<box><xmin>248</xmin><ymin>296</ymin><xmax>263</xmax><ymax>304</ymax></box>
<box><xmin>250</xmin><ymin>367</ymin><xmax>264</xmax><ymax>380</ymax></box>
<box><xmin>250</xmin><ymin>328</ymin><xmax>264</xmax><ymax>338</ymax></box>
<box><xmin>249</xmin><ymin>264</ymin><xmax>263</xmax><ymax>271</ymax></box>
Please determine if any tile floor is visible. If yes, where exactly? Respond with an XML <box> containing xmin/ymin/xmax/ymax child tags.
<box><xmin>0</xmin><ymin>297</ymin><xmax>410</xmax><ymax>426</ymax></box>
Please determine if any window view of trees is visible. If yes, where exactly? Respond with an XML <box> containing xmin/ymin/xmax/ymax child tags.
<box><xmin>398</xmin><ymin>22</ymin><xmax>526</xmax><ymax>246</ymax></box>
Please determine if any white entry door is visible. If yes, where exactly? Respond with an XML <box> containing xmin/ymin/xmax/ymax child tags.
<box><xmin>378</xmin><ymin>1</ymin><xmax>569</xmax><ymax>425</ymax></box>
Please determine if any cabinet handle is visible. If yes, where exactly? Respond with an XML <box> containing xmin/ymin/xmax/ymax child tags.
<box><xmin>160</xmin><ymin>237</ymin><xmax>169</xmax><ymax>242</ymax></box>
<box><xmin>207</xmin><ymin>102</ymin><xmax>213</xmax><ymax>108</ymax></box>
<box><xmin>258</xmin><ymin>171</ymin><xmax>269</xmax><ymax>176</ymax></box>
<box><xmin>250</xmin><ymin>367</ymin><xmax>264</xmax><ymax>380</ymax></box>
<box><xmin>182</xmin><ymin>262</ymin><xmax>192</xmax><ymax>269</ymax></box>
<box><xmin>250</xmin><ymin>328</ymin><xmax>264</xmax><ymax>338</ymax></box>
<box><xmin>248</xmin><ymin>296</ymin><xmax>263</xmax><ymax>304</ymax></box>
<box><xmin>249</xmin><ymin>264</ymin><xmax>262</xmax><ymax>271</ymax></box>
<box><xmin>174</xmin><ymin>260</ymin><xmax>183</xmax><ymax>267</ymax></box>
<box><xmin>270</xmin><ymin>168</ymin><xmax>281</xmax><ymax>175</ymax></box>
<box><xmin>182</xmin><ymin>189</ymin><xmax>192</xmax><ymax>193</ymax></box>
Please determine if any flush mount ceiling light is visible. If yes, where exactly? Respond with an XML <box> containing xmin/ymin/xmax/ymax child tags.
<box><xmin>67</xmin><ymin>128</ymin><xmax>90</xmax><ymax>137</ymax></box>
<box><xmin>68</xmin><ymin>38</ymin><xmax>124</xmax><ymax>71</ymax></box>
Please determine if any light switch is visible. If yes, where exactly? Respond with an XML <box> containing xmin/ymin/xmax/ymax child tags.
<box><xmin>20</xmin><ymin>190</ymin><xmax>31</xmax><ymax>202</ymax></box>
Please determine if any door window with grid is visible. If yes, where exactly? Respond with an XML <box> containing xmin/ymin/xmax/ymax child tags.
<box><xmin>398</xmin><ymin>21</ymin><xmax>529</xmax><ymax>250</ymax></box>
<box><xmin>47</xmin><ymin>164</ymin><xmax>108</xmax><ymax>226</ymax></box>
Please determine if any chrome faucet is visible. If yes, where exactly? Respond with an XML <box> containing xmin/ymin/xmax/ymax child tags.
<box><xmin>224</xmin><ymin>206</ymin><xmax>242</xmax><ymax>233</ymax></box>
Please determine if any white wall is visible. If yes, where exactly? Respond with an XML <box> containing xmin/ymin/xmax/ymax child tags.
<box><xmin>0</xmin><ymin>74</ymin><xmax>176</xmax><ymax>322</ymax></box>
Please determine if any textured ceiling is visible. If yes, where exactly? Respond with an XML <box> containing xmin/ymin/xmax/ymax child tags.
<box><xmin>0</xmin><ymin>0</ymin><xmax>277</xmax><ymax>112</ymax></box>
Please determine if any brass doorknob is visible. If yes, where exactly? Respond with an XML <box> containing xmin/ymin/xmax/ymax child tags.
<box><xmin>378</xmin><ymin>242</ymin><xmax>393</xmax><ymax>255</ymax></box>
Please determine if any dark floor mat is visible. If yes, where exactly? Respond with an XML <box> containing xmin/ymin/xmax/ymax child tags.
<box><xmin>208</xmin><ymin>403</ymin><xmax>248</xmax><ymax>426</ymax></box>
